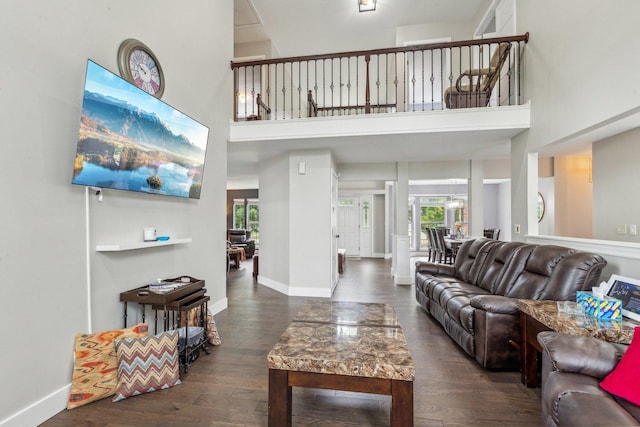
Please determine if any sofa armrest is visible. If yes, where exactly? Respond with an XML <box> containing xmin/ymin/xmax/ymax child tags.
<box><xmin>469</xmin><ymin>294</ymin><xmax>520</xmax><ymax>315</ymax></box>
<box><xmin>537</xmin><ymin>331</ymin><xmax>625</xmax><ymax>380</ymax></box>
<box><xmin>415</xmin><ymin>261</ymin><xmax>455</xmax><ymax>276</ymax></box>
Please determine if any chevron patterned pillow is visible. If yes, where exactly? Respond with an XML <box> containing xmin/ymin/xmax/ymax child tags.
<box><xmin>113</xmin><ymin>330</ymin><xmax>181</xmax><ymax>402</ymax></box>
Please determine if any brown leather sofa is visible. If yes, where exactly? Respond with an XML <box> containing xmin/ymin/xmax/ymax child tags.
<box><xmin>414</xmin><ymin>238</ymin><xmax>607</xmax><ymax>369</ymax></box>
<box><xmin>227</xmin><ymin>229</ymin><xmax>256</xmax><ymax>258</ymax></box>
<box><xmin>538</xmin><ymin>331</ymin><xmax>639</xmax><ymax>426</ymax></box>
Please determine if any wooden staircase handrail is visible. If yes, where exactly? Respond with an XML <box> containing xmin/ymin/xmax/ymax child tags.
<box><xmin>231</xmin><ymin>33</ymin><xmax>529</xmax><ymax>69</ymax></box>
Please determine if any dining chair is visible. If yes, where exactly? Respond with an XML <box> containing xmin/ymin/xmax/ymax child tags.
<box><xmin>425</xmin><ymin>227</ymin><xmax>435</xmax><ymax>262</ymax></box>
<box><xmin>429</xmin><ymin>228</ymin><xmax>443</xmax><ymax>262</ymax></box>
<box><xmin>483</xmin><ymin>228</ymin><xmax>501</xmax><ymax>240</ymax></box>
<box><xmin>434</xmin><ymin>228</ymin><xmax>454</xmax><ymax>264</ymax></box>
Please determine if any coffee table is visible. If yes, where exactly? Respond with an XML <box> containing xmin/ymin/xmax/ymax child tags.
<box><xmin>267</xmin><ymin>301</ymin><xmax>415</xmax><ymax>426</ymax></box>
<box><xmin>519</xmin><ymin>299</ymin><xmax>638</xmax><ymax>387</ymax></box>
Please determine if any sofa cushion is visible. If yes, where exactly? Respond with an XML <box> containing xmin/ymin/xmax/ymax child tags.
<box><xmin>600</xmin><ymin>327</ymin><xmax>640</xmax><ymax>406</ymax></box>
<box><xmin>475</xmin><ymin>241</ymin><xmax>528</xmax><ymax>292</ymax></box>
<box><xmin>445</xmin><ymin>296</ymin><xmax>475</xmax><ymax>333</ymax></box>
<box><xmin>544</xmin><ymin>371</ymin><xmax>639</xmax><ymax>427</ymax></box>
<box><xmin>537</xmin><ymin>331</ymin><xmax>624</xmax><ymax>379</ymax></box>
<box><xmin>500</xmin><ymin>245</ymin><xmax>577</xmax><ymax>299</ymax></box>
<box><xmin>229</xmin><ymin>234</ymin><xmax>246</xmax><ymax>243</ymax></box>
<box><xmin>453</xmin><ymin>238</ymin><xmax>498</xmax><ymax>284</ymax></box>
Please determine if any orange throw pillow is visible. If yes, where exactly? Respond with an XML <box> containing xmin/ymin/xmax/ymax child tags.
<box><xmin>67</xmin><ymin>323</ymin><xmax>148</xmax><ymax>409</ymax></box>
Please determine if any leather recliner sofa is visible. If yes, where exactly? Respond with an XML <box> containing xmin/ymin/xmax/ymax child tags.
<box><xmin>415</xmin><ymin>238</ymin><xmax>607</xmax><ymax>369</ymax></box>
<box><xmin>227</xmin><ymin>229</ymin><xmax>256</xmax><ymax>258</ymax></box>
<box><xmin>538</xmin><ymin>331</ymin><xmax>639</xmax><ymax>426</ymax></box>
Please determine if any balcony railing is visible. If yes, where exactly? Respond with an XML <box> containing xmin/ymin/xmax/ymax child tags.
<box><xmin>231</xmin><ymin>33</ymin><xmax>529</xmax><ymax>122</ymax></box>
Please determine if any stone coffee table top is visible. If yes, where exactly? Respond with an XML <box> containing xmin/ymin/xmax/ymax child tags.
<box><xmin>268</xmin><ymin>301</ymin><xmax>414</xmax><ymax>381</ymax></box>
<box><xmin>519</xmin><ymin>299</ymin><xmax>638</xmax><ymax>344</ymax></box>
<box><xmin>293</xmin><ymin>300</ymin><xmax>400</xmax><ymax>327</ymax></box>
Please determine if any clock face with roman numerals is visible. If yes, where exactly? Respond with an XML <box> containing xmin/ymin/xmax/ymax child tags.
<box><xmin>117</xmin><ymin>39</ymin><xmax>165</xmax><ymax>98</ymax></box>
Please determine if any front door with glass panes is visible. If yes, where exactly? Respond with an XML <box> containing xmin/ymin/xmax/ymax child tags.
<box><xmin>337</xmin><ymin>198</ymin><xmax>360</xmax><ymax>256</ymax></box>
<box><xmin>338</xmin><ymin>196</ymin><xmax>373</xmax><ymax>257</ymax></box>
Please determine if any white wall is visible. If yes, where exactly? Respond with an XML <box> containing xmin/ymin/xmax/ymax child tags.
<box><xmin>553</xmin><ymin>156</ymin><xmax>593</xmax><ymax>239</ymax></box>
<box><xmin>0</xmin><ymin>1</ymin><xmax>231</xmax><ymax>425</ymax></box>
<box><xmin>258</xmin><ymin>150</ymin><xmax>334</xmax><ymax>297</ymax></box>
<box><xmin>511</xmin><ymin>0</ymin><xmax>640</xmax><ymax>240</ymax></box>
<box><xmin>409</xmin><ymin>161</ymin><xmax>470</xmax><ymax>180</ymax></box>
<box><xmin>258</xmin><ymin>153</ymin><xmax>291</xmax><ymax>290</ymax></box>
<box><xmin>497</xmin><ymin>180</ymin><xmax>512</xmax><ymax>241</ymax></box>
<box><xmin>517</xmin><ymin>1</ymin><xmax>640</xmax><ymax>151</ymax></box>
<box><xmin>288</xmin><ymin>150</ymin><xmax>334</xmax><ymax>294</ymax></box>
<box><xmin>483</xmin><ymin>185</ymin><xmax>499</xmax><ymax>229</ymax></box>
<box><xmin>593</xmin><ymin>128</ymin><xmax>640</xmax><ymax>242</ymax></box>
<box><xmin>538</xmin><ymin>177</ymin><xmax>555</xmax><ymax>236</ymax></box>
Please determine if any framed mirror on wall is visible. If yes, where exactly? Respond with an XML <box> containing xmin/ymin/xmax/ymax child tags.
<box><xmin>537</xmin><ymin>192</ymin><xmax>545</xmax><ymax>222</ymax></box>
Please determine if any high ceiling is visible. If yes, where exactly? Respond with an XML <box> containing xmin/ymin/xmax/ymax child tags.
<box><xmin>234</xmin><ymin>0</ymin><xmax>492</xmax><ymax>56</ymax></box>
<box><xmin>230</xmin><ymin>0</ymin><xmax>505</xmax><ymax>189</ymax></box>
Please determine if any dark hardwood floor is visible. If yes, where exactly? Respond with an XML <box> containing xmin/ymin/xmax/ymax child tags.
<box><xmin>42</xmin><ymin>258</ymin><xmax>541</xmax><ymax>426</ymax></box>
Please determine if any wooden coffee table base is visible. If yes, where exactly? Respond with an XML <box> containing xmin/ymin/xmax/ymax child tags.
<box><xmin>268</xmin><ymin>369</ymin><xmax>413</xmax><ymax>427</ymax></box>
<box><xmin>268</xmin><ymin>302</ymin><xmax>414</xmax><ymax>426</ymax></box>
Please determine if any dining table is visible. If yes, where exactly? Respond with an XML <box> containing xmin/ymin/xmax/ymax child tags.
<box><xmin>443</xmin><ymin>236</ymin><xmax>474</xmax><ymax>259</ymax></box>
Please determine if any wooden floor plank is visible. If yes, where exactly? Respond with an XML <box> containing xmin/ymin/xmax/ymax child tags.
<box><xmin>42</xmin><ymin>257</ymin><xmax>541</xmax><ymax>426</ymax></box>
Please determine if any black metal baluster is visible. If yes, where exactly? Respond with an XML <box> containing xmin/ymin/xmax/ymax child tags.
<box><xmin>348</xmin><ymin>56</ymin><xmax>352</xmax><ymax>113</ymax></box>
<box><xmin>517</xmin><ymin>41</ymin><xmax>521</xmax><ymax>106</ymax></box>
<box><xmin>384</xmin><ymin>54</ymin><xmax>388</xmax><ymax>112</ymax></box>
<box><xmin>281</xmin><ymin>62</ymin><xmax>286</xmax><ymax>120</ymax></box>
<box><xmin>274</xmin><ymin>64</ymin><xmax>278</xmax><ymax>119</ymax></box>
<box><xmin>394</xmin><ymin>52</ymin><xmax>398</xmax><ymax>112</ymax></box>
<box><xmin>440</xmin><ymin>48</ymin><xmax>444</xmax><ymax>110</ymax></box>
<box><xmin>429</xmin><ymin>49</ymin><xmax>434</xmax><ymax>110</ymax></box>
<box><xmin>421</xmin><ymin>49</ymin><xmax>425</xmax><ymax>111</ymax></box>
<box><xmin>243</xmin><ymin>67</ymin><xmax>248</xmax><ymax>119</ymax></box>
<box><xmin>251</xmin><ymin>65</ymin><xmax>256</xmax><ymax>117</ymax></box>
<box><xmin>297</xmin><ymin>61</ymin><xmax>301</xmax><ymax>118</ymax></box>
<box><xmin>266</xmin><ymin>64</ymin><xmax>271</xmax><ymax>119</ymax></box>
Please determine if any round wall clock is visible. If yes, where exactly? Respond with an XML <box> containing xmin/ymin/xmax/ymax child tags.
<box><xmin>117</xmin><ymin>39</ymin><xmax>165</xmax><ymax>98</ymax></box>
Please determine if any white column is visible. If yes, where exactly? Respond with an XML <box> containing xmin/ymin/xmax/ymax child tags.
<box><xmin>394</xmin><ymin>162</ymin><xmax>412</xmax><ymax>285</ymax></box>
<box><xmin>469</xmin><ymin>160</ymin><xmax>484</xmax><ymax>237</ymax></box>
<box><xmin>511</xmin><ymin>137</ymin><xmax>538</xmax><ymax>241</ymax></box>
<box><xmin>527</xmin><ymin>152</ymin><xmax>539</xmax><ymax>236</ymax></box>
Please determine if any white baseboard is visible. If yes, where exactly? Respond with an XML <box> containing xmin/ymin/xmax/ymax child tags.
<box><xmin>209</xmin><ymin>297</ymin><xmax>228</xmax><ymax>315</ymax></box>
<box><xmin>259</xmin><ymin>276</ymin><xmax>332</xmax><ymax>298</ymax></box>
<box><xmin>0</xmin><ymin>295</ymin><xmax>230</xmax><ymax>427</ymax></box>
<box><xmin>394</xmin><ymin>274</ymin><xmax>413</xmax><ymax>285</ymax></box>
<box><xmin>0</xmin><ymin>384</ymin><xmax>70</xmax><ymax>427</ymax></box>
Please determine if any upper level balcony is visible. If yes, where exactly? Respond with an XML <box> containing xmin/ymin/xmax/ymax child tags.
<box><xmin>230</xmin><ymin>34</ymin><xmax>530</xmax><ymax>144</ymax></box>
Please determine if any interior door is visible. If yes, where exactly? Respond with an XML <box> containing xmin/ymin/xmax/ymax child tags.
<box><xmin>359</xmin><ymin>195</ymin><xmax>373</xmax><ymax>257</ymax></box>
<box><xmin>338</xmin><ymin>198</ymin><xmax>360</xmax><ymax>256</ymax></box>
<box><xmin>331</xmin><ymin>170</ymin><xmax>339</xmax><ymax>286</ymax></box>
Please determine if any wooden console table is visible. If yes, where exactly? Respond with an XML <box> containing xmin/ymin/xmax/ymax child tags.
<box><xmin>519</xmin><ymin>299</ymin><xmax>637</xmax><ymax>387</ymax></box>
<box><xmin>267</xmin><ymin>301</ymin><xmax>415</xmax><ymax>426</ymax></box>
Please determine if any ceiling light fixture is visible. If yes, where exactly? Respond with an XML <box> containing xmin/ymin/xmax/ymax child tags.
<box><xmin>359</xmin><ymin>0</ymin><xmax>376</xmax><ymax>13</ymax></box>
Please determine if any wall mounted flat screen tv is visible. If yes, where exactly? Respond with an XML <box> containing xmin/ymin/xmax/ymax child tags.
<box><xmin>72</xmin><ymin>60</ymin><xmax>209</xmax><ymax>199</ymax></box>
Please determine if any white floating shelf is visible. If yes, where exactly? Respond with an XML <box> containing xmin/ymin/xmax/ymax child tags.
<box><xmin>96</xmin><ymin>237</ymin><xmax>192</xmax><ymax>252</ymax></box>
